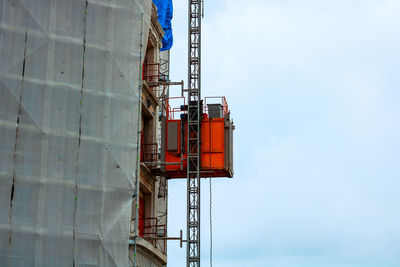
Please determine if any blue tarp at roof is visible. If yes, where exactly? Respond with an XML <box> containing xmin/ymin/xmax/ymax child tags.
<box><xmin>152</xmin><ymin>0</ymin><xmax>173</xmax><ymax>51</ymax></box>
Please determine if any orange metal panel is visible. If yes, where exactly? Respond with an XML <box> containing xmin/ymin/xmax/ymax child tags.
<box><xmin>201</xmin><ymin>118</ymin><xmax>224</xmax><ymax>170</ymax></box>
<box><xmin>165</xmin><ymin>117</ymin><xmax>229</xmax><ymax>178</ymax></box>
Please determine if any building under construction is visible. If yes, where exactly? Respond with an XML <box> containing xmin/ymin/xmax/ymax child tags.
<box><xmin>0</xmin><ymin>0</ymin><xmax>233</xmax><ymax>266</ymax></box>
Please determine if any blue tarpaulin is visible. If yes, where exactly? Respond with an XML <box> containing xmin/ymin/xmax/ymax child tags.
<box><xmin>152</xmin><ymin>0</ymin><xmax>173</xmax><ymax>51</ymax></box>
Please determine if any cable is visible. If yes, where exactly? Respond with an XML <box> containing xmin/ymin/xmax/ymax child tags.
<box><xmin>209</xmin><ymin>178</ymin><xmax>213</xmax><ymax>267</ymax></box>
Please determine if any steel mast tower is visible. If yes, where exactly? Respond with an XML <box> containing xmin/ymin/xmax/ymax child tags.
<box><xmin>186</xmin><ymin>0</ymin><xmax>202</xmax><ymax>266</ymax></box>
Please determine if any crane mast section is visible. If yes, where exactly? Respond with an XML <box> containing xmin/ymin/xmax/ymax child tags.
<box><xmin>187</xmin><ymin>0</ymin><xmax>202</xmax><ymax>266</ymax></box>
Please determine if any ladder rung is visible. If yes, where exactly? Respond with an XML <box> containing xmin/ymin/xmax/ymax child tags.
<box><xmin>190</xmin><ymin>28</ymin><xmax>199</xmax><ymax>34</ymax></box>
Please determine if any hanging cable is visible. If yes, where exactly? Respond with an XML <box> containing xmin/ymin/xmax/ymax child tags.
<box><xmin>209</xmin><ymin>178</ymin><xmax>213</xmax><ymax>267</ymax></box>
<box><xmin>201</xmin><ymin>0</ymin><xmax>205</xmax><ymax>18</ymax></box>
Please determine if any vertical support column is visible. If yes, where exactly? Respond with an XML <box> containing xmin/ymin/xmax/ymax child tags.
<box><xmin>187</xmin><ymin>0</ymin><xmax>202</xmax><ymax>266</ymax></box>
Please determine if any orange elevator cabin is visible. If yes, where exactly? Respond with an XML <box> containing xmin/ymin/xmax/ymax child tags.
<box><xmin>165</xmin><ymin>97</ymin><xmax>234</xmax><ymax>178</ymax></box>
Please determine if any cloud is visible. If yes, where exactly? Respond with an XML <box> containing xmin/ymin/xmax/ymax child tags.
<box><xmin>167</xmin><ymin>0</ymin><xmax>400</xmax><ymax>266</ymax></box>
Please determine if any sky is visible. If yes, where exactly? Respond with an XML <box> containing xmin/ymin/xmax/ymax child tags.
<box><xmin>166</xmin><ymin>0</ymin><xmax>400</xmax><ymax>266</ymax></box>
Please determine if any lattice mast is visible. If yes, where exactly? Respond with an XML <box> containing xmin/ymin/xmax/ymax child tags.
<box><xmin>186</xmin><ymin>0</ymin><xmax>202</xmax><ymax>266</ymax></box>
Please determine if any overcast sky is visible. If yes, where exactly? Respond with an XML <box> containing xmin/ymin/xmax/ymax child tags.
<box><xmin>166</xmin><ymin>0</ymin><xmax>400</xmax><ymax>266</ymax></box>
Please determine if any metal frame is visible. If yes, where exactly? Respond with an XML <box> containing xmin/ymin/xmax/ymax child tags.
<box><xmin>140</xmin><ymin>142</ymin><xmax>159</xmax><ymax>165</ymax></box>
<box><xmin>137</xmin><ymin>217</ymin><xmax>168</xmax><ymax>254</ymax></box>
<box><xmin>187</xmin><ymin>0</ymin><xmax>202</xmax><ymax>266</ymax></box>
<box><xmin>203</xmin><ymin>96</ymin><xmax>229</xmax><ymax>115</ymax></box>
<box><xmin>142</xmin><ymin>61</ymin><xmax>161</xmax><ymax>83</ymax></box>
<box><xmin>142</xmin><ymin>61</ymin><xmax>184</xmax><ymax>117</ymax></box>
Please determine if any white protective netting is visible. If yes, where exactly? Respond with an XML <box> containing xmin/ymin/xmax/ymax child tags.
<box><xmin>0</xmin><ymin>0</ymin><xmax>151</xmax><ymax>266</ymax></box>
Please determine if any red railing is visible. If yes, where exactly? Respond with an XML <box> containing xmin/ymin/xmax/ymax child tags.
<box><xmin>166</xmin><ymin>96</ymin><xmax>186</xmax><ymax>120</ymax></box>
<box><xmin>141</xmin><ymin>142</ymin><xmax>159</xmax><ymax>165</ymax></box>
<box><xmin>143</xmin><ymin>62</ymin><xmax>160</xmax><ymax>83</ymax></box>
<box><xmin>140</xmin><ymin>131</ymin><xmax>159</xmax><ymax>165</ymax></box>
<box><xmin>166</xmin><ymin>96</ymin><xmax>229</xmax><ymax>120</ymax></box>
<box><xmin>142</xmin><ymin>61</ymin><xmax>170</xmax><ymax>99</ymax></box>
<box><xmin>138</xmin><ymin>217</ymin><xmax>167</xmax><ymax>254</ymax></box>
<box><xmin>204</xmin><ymin>96</ymin><xmax>229</xmax><ymax>116</ymax></box>
<box><xmin>143</xmin><ymin>62</ymin><xmax>168</xmax><ymax>83</ymax></box>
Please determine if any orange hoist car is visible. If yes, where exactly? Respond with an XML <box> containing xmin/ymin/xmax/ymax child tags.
<box><xmin>164</xmin><ymin>97</ymin><xmax>234</xmax><ymax>178</ymax></box>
